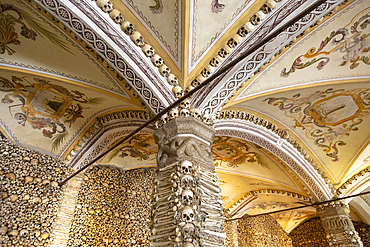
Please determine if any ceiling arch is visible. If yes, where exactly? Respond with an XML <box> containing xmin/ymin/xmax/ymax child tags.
<box><xmin>214</xmin><ymin>118</ymin><xmax>333</xmax><ymax>201</ymax></box>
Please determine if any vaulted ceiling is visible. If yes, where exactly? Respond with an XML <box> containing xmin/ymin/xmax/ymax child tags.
<box><xmin>0</xmin><ymin>0</ymin><xmax>369</xmax><ymax>232</ymax></box>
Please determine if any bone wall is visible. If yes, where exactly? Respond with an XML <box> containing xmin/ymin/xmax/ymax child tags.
<box><xmin>289</xmin><ymin>217</ymin><xmax>329</xmax><ymax>246</ymax></box>
<box><xmin>353</xmin><ymin>221</ymin><xmax>370</xmax><ymax>247</ymax></box>
<box><xmin>0</xmin><ymin>138</ymin><xmax>71</xmax><ymax>246</ymax></box>
<box><xmin>236</xmin><ymin>215</ymin><xmax>293</xmax><ymax>246</ymax></box>
<box><xmin>66</xmin><ymin>166</ymin><xmax>155</xmax><ymax>247</ymax></box>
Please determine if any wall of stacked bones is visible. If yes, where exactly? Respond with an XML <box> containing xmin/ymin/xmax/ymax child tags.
<box><xmin>353</xmin><ymin>221</ymin><xmax>370</xmax><ymax>247</ymax></box>
<box><xmin>0</xmin><ymin>138</ymin><xmax>71</xmax><ymax>246</ymax></box>
<box><xmin>1</xmin><ymin>138</ymin><xmax>370</xmax><ymax>246</ymax></box>
<box><xmin>66</xmin><ymin>166</ymin><xmax>155</xmax><ymax>246</ymax></box>
<box><xmin>289</xmin><ymin>217</ymin><xmax>329</xmax><ymax>246</ymax></box>
<box><xmin>235</xmin><ymin>215</ymin><xmax>293</xmax><ymax>246</ymax></box>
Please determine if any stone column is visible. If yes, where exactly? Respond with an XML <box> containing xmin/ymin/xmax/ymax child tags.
<box><xmin>151</xmin><ymin>117</ymin><xmax>226</xmax><ymax>247</ymax></box>
<box><xmin>317</xmin><ymin>202</ymin><xmax>363</xmax><ymax>246</ymax></box>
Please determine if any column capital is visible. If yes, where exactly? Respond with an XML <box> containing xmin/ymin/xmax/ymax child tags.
<box><xmin>154</xmin><ymin>117</ymin><xmax>215</xmax><ymax>168</ymax></box>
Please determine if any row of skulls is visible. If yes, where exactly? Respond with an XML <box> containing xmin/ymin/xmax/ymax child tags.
<box><xmin>154</xmin><ymin>105</ymin><xmax>213</xmax><ymax>129</ymax></box>
<box><xmin>95</xmin><ymin>0</ymin><xmax>279</xmax><ymax>101</ymax></box>
<box><xmin>94</xmin><ymin>0</ymin><xmax>179</xmax><ymax>90</ymax></box>
<box><xmin>184</xmin><ymin>0</ymin><xmax>279</xmax><ymax>95</ymax></box>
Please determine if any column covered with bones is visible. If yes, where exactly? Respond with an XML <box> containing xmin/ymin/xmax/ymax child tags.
<box><xmin>151</xmin><ymin>117</ymin><xmax>226</xmax><ymax>246</ymax></box>
<box><xmin>317</xmin><ymin>202</ymin><xmax>363</xmax><ymax>247</ymax></box>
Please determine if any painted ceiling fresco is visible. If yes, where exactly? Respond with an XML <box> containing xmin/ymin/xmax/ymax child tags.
<box><xmin>0</xmin><ymin>69</ymin><xmax>138</xmax><ymax>156</ymax></box>
<box><xmin>0</xmin><ymin>0</ymin><xmax>130</xmax><ymax>98</ymax></box>
<box><xmin>227</xmin><ymin>0</ymin><xmax>370</xmax><ymax>186</ymax></box>
<box><xmin>229</xmin><ymin>82</ymin><xmax>370</xmax><ymax>185</ymax></box>
<box><xmin>233</xmin><ymin>0</ymin><xmax>370</xmax><ymax>100</ymax></box>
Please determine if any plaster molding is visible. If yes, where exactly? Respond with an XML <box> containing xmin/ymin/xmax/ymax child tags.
<box><xmin>34</xmin><ymin>0</ymin><xmax>174</xmax><ymax>114</ymax></box>
<box><xmin>193</xmin><ymin>0</ymin><xmax>347</xmax><ymax>116</ymax></box>
<box><xmin>214</xmin><ymin>118</ymin><xmax>333</xmax><ymax>202</ymax></box>
<box><xmin>227</xmin><ymin>188</ymin><xmax>311</xmax><ymax>218</ymax></box>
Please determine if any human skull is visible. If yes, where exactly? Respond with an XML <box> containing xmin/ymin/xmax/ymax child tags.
<box><xmin>180</xmin><ymin>109</ymin><xmax>190</xmax><ymax>117</ymax></box>
<box><xmin>218</xmin><ymin>45</ymin><xmax>232</xmax><ymax>58</ymax></box>
<box><xmin>141</xmin><ymin>44</ymin><xmax>155</xmax><ymax>57</ymax></box>
<box><xmin>183</xmin><ymin>224</ymin><xmax>195</xmax><ymax>241</ymax></box>
<box><xmin>201</xmin><ymin>64</ymin><xmax>214</xmax><ymax>77</ymax></box>
<box><xmin>182</xmin><ymin>206</ymin><xmax>195</xmax><ymax>223</ymax></box>
<box><xmin>150</xmin><ymin>54</ymin><xmax>164</xmax><ymax>67</ymax></box>
<box><xmin>168</xmin><ymin>108</ymin><xmax>179</xmax><ymax>120</ymax></box>
<box><xmin>202</xmin><ymin>113</ymin><xmax>212</xmax><ymax>125</ymax></box>
<box><xmin>130</xmin><ymin>31</ymin><xmax>144</xmax><ymax>47</ymax></box>
<box><xmin>167</xmin><ymin>74</ymin><xmax>178</xmax><ymax>85</ymax></box>
<box><xmin>181</xmin><ymin>175</ymin><xmax>194</xmax><ymax>189</ymax></box>
<box><xmin>181</xmin><ymin>160</ymin><xmax>193</xmax><ymax>174</ymax></box>
<box><xmin>96</xmin><ymin>0</ymin><xmax>113</xmax><ymax>13</ymax></box>
<box><xmin>185</xmin><ymin>85</ymin><xmax>194</xmax><ymax>94</ymax></box>
<box><xmin>154</xmin><ymin>120</ymin><xmax>162</xmax><ymax>129</ymax></box>
<box><xmin>120</xmin><ymin>20</ymin><xmax>135</xmax><ymax>35</ymax></box>
<box><xmin>189</xmin><ymin>108</ymin><xmax>201</xmax><ymax>119</ymax></box>
<box><xmin>109</xmin><ymin>9</ymin><xmax>123</xmax><ymax>24</ymax></box>
<box><xmin>172</xmin><ymin>85</ymin><xmax>183</xmax><ymax>98</ymax></box>
<box><xmin>210</xmin><ymin>54</ymin><xmax>223</xmax><ymax>67</ymax></box>
<box><xmin>161</xmin><ymin>113</ymin><xmax>168</xmax><ymax>124</ymax></box>
<box><xmin>191</xmin><ymin>75</ymin><xmax>205</xmax><ymax>87</ymax></box>
<box><xmin>159</xmin><ymin>64</ymin><xmax>171</xmax><ymax>77</ymax></box>
<box><xmin>179</xmin><ymin>98</ymin><xmax>190</xmax><ymax>109</ymax></box>
<box><xmin>182</xmin><ymin>190</ymin><xmax>194</xmax><ymax>205</ymax></box>
<box><xmin>237</xmin><ymin>21</ymin><xmax>254</xmax><ymax>37</ymax></box>
<box><xmin>250</xmin><ymin>10</ymin><xmax>265</xmax><ymax>25</ymax></box>
<box><xmin>227</xmin><ymin>34</ymin><xmax>242</xmax><ymax>48</ymax></box>
<box><xmin>261</xmin><ymin>0</ymin><xmax>277</xmax><ymax>14</ymax></box>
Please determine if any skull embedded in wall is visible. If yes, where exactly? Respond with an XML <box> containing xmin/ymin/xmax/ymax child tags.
<box><xmin>109</xmin><ymin>9</ymin><xmax>123</xmax><ymax>24</ymax></box>
<box><xmin>237</xmin><ymin>21</ymin><xmax>254</xmax><ymax>37</ymax></box>
<box><xmin>161</xmin><ymin>113</ymin><xmax>168</xmax><ymax>124</ymax></box>
<box><xmin>172</xmin><ymin>85</ymin><xmax>183</xmax><ymax>98</ymax></box>
<box><xmin>120</xmin><ymin>20</ymin><xmax>135</xmax><ymax>35</ymax></box>
<box><xmin>179</xmin><ymin>98</ymin><xmax>190</xmax><ymax>109</ymax></box>
<box><xmin>181</xmin><ymin>175</ymin><xmax>194</xmax><ymax>189</ymax></box>
<box><xmin>250</xmin><ymin>11</ymin><xmax>265</xmax><ymax>25</ymax></box>
<box><xmin>130</xmin><ymin>31</ymin><xmax>144</xmax><ymax>47</ymax></box>
<box><xmin>141</xmin><ymin>44</ymin><xmax>155</xmax><ymax>57</ymax></box>
<box><xmin>167</xmin><ymin>74</ymin><xmax>178</xmax><ymax>85</ymax></box>
<box><xmin>150</xmin><ymin>54</ymin><xmax>164</xmax><ymax>67</ymax></box>
<box><xmin>168</xmin><ymin>108</ymin><xmax>179</xmax><ymax>120</ymax></box>
<box><xmin>261</xmin><ymin>0</ymin><xmax>277</xmax><ymax>14</ymax></box>
<box><xmin>210</xmin><ymin>55</ymin><xmax>223</xmax><ymax>67</ymax></box>
<box><xmin>227</xmin><ymin>34</ymin><xmax>242</xmax><ymax>48</ymax></box>
<box><xmin>189</xmin><ymin>108</ymin><xmax>201</xmax><ymax>119</ymax></box>
<box><xmin>181</xmin><ymin>160</ymin><xmax>193</xmax><ymax>174</ymax></box>
<box><xmin>218</xmin><ymin>45</ymin><xmax>232</xmax><ymax>58</ymax></box>
<box><xmin>182</xmin><ymin>223</ymin><xmax>195</xmax><ymax>241</ymax></box>
<box><xmin>201</xmin><ymin>65</ymin><xmax>214</xmax><ymax>78</ymax></box>
<box><xmin>182</xmin><ymin>206</ymin><xmax>195</xmax><ymax>223</ymax></box>
<box><xmin>191</xmin><ymin>75</ymin><xmax>205</xmax><ymax>87</ymax></box>
<box><xmin>185</xmin><ymin>85</ymin><xmax>194</xmax><ymax>94</ymax></box>
<box><xmin>180</xmin><ymin>109</ymin><xmax>190</xmax><ymax>117</ymax></box>
<box><xmin>158</xmin><ymin>64</ymin><xmax>171</xmax><ymax>77</ymax></box>
<box><xmin>182</xmin><ymin>189</ymin><xmax>194</xmax><ymax>206</ymax></box>
<box><xmin>202</xmin><ymin>113</ymin><xmax>212</xmax><ymax>125</ymax></box>
<box><xmin>96</xmin><ymin>0</ymin><xmax>113</xmax><ymax>13</ymax></box>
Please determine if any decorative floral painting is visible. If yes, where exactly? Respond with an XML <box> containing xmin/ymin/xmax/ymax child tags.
<box><xmin>281</xmin><ymin>8</ymin><xmax>370</xmax><ymax>77</ymax></box>
<box><xmin>0</xmin><ymin>75</ymin><xmax>104</xmax><ymax>150</ymax></box>
<box><xmin>264</xmin><ymin>88</ymin><xmax>370</xmax><ymax>161</ymax></box>
<box><xmin>106</xmin><ymin>134</ymin><xmax>158</xmax><ymax>162</ymax></box>
<box><xmin>212</xmin><ymin>136</ymin><xmax>268</xmax><ymax>168</ymax></box>
<box><xmin>0</xmin><ymin>1</ymin><xmax>71</xmax><ymax>56</ymax></box>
